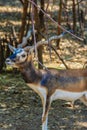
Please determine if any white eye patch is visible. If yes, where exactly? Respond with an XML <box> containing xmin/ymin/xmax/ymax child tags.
<box><xmin>16</xmin><ymin>51</ymin><xmax>27</xmax><ymax>63</ymax></box>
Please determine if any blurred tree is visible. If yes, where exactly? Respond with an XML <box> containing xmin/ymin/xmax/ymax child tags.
<box><xmin>33</xmin><ymin>0</ymin><xmax>45</xmax><ymax>69</ymax></box>
<box><xmin>56</xmin><ymin>0</ymin><xmax>62</xmax><ymax>49</ymax></box>
<box><xmin>0</xmin><ymin>43</ymin><xmax>3</xmax><ymax>72</ymax></box>
<box><xmin>19</xmin><ymin>0</ymin><xmax>28</xmax><ymax>43</ymax></box>
<box><xmin>72</xmin><ymin>0</ymin><xmax>76</xmax><ymax>31</ymax></box>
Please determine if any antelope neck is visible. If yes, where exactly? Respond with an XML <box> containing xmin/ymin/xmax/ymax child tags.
<box><xmin>20</xmin><ymin>61</ymin><xmax>42</xmax><ymax>83</ymax></box>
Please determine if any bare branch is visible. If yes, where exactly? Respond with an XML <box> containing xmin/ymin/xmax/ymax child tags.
<box><xmin>19</xmin><ymin>0</ymin><xmax>24</xmax><ymax>5</ymax></box>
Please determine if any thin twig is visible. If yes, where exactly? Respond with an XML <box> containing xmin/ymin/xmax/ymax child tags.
<box><xmin>49</xmin><ymin>45</ymin><xmax>69</xmax><ymax>69</ymax></box>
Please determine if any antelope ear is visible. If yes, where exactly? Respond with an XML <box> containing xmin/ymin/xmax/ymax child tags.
<box><xmin>8</xmin><ymin>44</ymin><xmax>16</xmax><ymax>52</ymax></box>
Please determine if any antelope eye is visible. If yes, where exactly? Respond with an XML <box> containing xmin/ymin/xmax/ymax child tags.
<box><xmin>22</xmin><ymin>54</ymin><xmax>26</xmax><ymax>57</ymax></box>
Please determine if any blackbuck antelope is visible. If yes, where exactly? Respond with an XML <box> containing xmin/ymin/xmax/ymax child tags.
<box><xmin>5</xmin><ymin>43</ymin><xmax>87</xmax><ymax>130</ymax></box>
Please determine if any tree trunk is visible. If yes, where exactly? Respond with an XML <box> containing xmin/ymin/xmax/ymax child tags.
<box><xmin>33</xmin><ymin>0</ymin><xmax>45</xmax><ymax>69</ymax></box>
<box><xmin>56</xmin><ymin>0</ymin><xmax>62</xmax><ymax>49</ymax></box>
<box><xmin>19</xmin><ymin>0</ymin><xmax>28</xmax><ymax>43</ymax></box>
<box><xmin>72</xmin><ymin>0</ymin><xmax>76</xmax><ymax>31</ymax></box>
<box><xmin>38</xmin><ymin>0</ymin><xmax>45</xmax><ymax>69</ymax></box>
<box><xmin>0</xmin><ymin>44</ymin><xmax>4</xmax><ymax>72</ymax></box>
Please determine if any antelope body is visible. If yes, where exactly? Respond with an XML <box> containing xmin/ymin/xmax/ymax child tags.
<box><xmin>6</xmin><ymin>45</ymin><xmax>87</xmax><ymax>130</ymax></box>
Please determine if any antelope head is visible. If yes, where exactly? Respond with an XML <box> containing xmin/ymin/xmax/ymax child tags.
<box><xmin>5</xmin><ymin>45</ymin><xmax>32</xmax><ymax>68</ymax></box>
<box><xmin>5</xmin><ymin>29</ymin><xmax>67</xmax><ymax>68</ymax></box>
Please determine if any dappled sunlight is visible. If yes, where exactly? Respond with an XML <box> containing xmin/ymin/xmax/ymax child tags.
<box><xmin>0</xmin><ymin>73</ymin><xmax>42</xmax><ymax>130</ymax></box>
<box><xmin>0</xmin><ymin>6</ymin><xmax>22</xmax><ymax>13</ymax></box>
<box><xmin>0</xmin><ymin>73</ymin><xmax>87</xmax><ymax>130</ymax></box>
<box><xmin>42</xmin><ymin>38</ymin><xmax>87</xmax><ymax>69</ymax></box>
<box><xmin>49</xmin><ymin>99</ymin><xmax>87</xmax><ymax>130</ymax></box>
<box><xmin>0</xmin><ymin>3</ymin><xmax>22</xmax><ymax>35</ymax></box>
<box><xmin>0</xmin><ymin>72</ymin><xmax>87</xmax><ymax>130</ymax></box>
<box><xmin>0</xmin><ymin>0</ymin><xmax>87</xmax><ymax>130</ymax></box>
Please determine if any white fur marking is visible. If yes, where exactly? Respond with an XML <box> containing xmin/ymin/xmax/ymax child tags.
<box><xmin>27</xmin><ymin>83</ymin><xmax>47</xmax><ymax>101</ymax></box>
<box><xmin>17</xmin><ymin>51</ymin><xmax>27</xmax><ymax>63</ymax></box>
<box><xmin>27</xmin><ymin>83</ymin><xmax>48</xmax><ymax>130</ymax></box>
<box><xmin>51</xmin><ymin>89</ymin><xmax>87</xmax><ymax>102</ymax></box>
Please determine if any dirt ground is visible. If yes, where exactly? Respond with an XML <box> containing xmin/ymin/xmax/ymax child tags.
<box><xmin>0</xmin><ymin>0</ymin><xmax>87</xmax><ymax>130</ymax></box>
<box><xmin>0</xmin><ymin>72</ymin><xmax>87</xmax><ymax>130</ymax></box>
<box><xmin>0</xmin><ymin>73</ymin><xmax>42</xmax><ymax>130</ymax></box>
